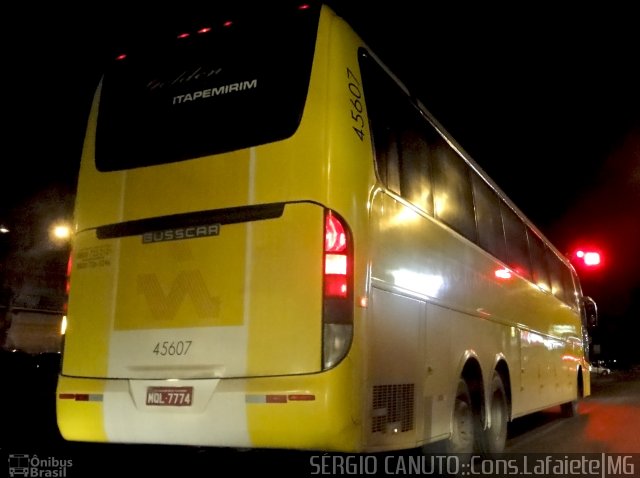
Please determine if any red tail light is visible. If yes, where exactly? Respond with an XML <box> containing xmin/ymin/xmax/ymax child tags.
<box><xmin>322</xmin><ymin>210</ymin><xmax>353</xmax><ymax>369</ymax></box>
<box><xmin>324</xmin><ymin>212</ymin><xmax>349</xmax><ymax>298</ymax></box>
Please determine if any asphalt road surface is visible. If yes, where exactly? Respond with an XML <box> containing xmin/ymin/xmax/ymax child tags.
<box><xmin>505</xmin><ymin>370</ymin><xmax>640</xmax><ymax>453</ymax></box>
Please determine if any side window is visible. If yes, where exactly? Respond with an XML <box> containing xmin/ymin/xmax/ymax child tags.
<box><xmin>527</xmin><ymin>230</ymin><xmax>551</xmax><ymax>292</ymax></box>
<box><xmin>546</xmin><ymin>248</ymin><xmax>574</xmax><ymax>306</ymax></box>
<box><xmin>359</xmin><ymin>51</ymin><xmax>434</xmax><ymax>215</ymax></box>
<box><xmin>399</xmin><ymin>126</ymin><xmax>434</xmax><ymax>215</ymax></box>
<box><xmin>472</xmin><ymin>175</ymin><xmax>506</xmax><ymax>261</ymax></box>
<box><xmin>431</xmin><ymin>139</ymin><xmax>477</xmax><ymax>242</ymax></box>
<box><xmin>569</xmin><ymin>268</ymin><xmax>581</xmax><ymax>311</ymax></box>
<box><xmin>560</xmin><ymin>262</ymin><xmax>578</xmax><ymax>308</ymax></box>
<box><xmin>359</xmin><ymin>54</ymin><xmax>401</xmax><ymax>195</ymax></box>
<box><xmin>501</xmin><ymin>203</ymin><xmax>532</xmax><ymax>280</ymax></box>
<box><xmin>383</xmin><ymin>130</ymin><xmax>402</xmax><ymax>194</ymax></box>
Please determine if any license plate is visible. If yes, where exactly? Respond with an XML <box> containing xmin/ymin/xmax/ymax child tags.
<box><xmin>146</xmin><ymin>386</ymin><xmax>193</xmax><ymax>406</ymax></box>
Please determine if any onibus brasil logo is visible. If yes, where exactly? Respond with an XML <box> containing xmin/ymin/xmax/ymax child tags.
<box><xmin>8</xmin><ymin>454</ymin><xmax>73</xmax><ymax>477</ymax></box>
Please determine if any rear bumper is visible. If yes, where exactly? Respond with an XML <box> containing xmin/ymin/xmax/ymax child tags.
<box><xmin>56</xmin><ymin>360</ymin><xmax>362</xmax><ymax>451</ymax></box>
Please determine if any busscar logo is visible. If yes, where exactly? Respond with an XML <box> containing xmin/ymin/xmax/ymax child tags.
<box><xmin>142</xmin><ymin>224</ymin><xmax>220</xmax><ymax>244</ymax></box>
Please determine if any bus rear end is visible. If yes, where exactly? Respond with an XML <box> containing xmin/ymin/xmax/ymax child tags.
<box><xmin>57</xmin><ymin>2</ymin><xmax>369</xmax><ymax>451</ymax></box>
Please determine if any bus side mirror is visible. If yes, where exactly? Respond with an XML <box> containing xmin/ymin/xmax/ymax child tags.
<box><xmin>583</xmin><ymin>296</ymin><xmax>598</xmax><ymax>328</ymax></box>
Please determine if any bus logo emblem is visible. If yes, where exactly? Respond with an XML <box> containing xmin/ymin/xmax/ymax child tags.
<box><xmin>142</xmin><ymin>224</ymin><xmax>220</xmax><ymax>244</ymax></box>
<box><xmin>137</xmin><ymin>271</ymin><xmax>222</xmax><ymax>322</ymax></box>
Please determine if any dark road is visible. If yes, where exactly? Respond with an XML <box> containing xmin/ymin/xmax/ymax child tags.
<box><xmin>506</xmin><ymin>371</ymin><xmax>640</xmax><ymax>453</ymax></box>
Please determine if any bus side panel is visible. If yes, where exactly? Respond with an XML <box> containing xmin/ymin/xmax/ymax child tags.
<box><xmin>366</xmin><ymin>191</ymin><xmax>582</xmax><ymax>447</ymax></box>
<box><xmin>424</xmin><ymin>303</ymin><xmax>517</xmax><ymax>442</ymax></box>
<box><xmin>516</xmin><ymin>327</ymin><xmax>577</xmax><ymax>415</ymax></box>
<box><xmin>366</xmin><ymin>287</ymin><xmax>424</xmax><ymax>450</ymax></box>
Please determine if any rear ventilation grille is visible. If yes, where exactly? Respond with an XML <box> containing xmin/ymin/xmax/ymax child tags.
<box><xmin>371</xmin><ymin>384</ymin><xmax>414</xmax><ymax>433</ymax></box>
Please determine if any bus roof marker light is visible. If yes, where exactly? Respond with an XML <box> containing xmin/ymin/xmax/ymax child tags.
<box><xmin>298</xmin><ymin>4</ymin><xmax>311</xmax><ymax>9</ymax></box>
<box><xmin>223</xmin><ymin>20</ymin><xmax>233</xmax><ymax>28</ymax></box>
<box><xmin>177</xmin><ymin>32</ymin><xmax>190</xmax><ymax>39</ymax></box>
<box><xmin>197</xmin><ymin>27</ymin><xmax>211</xmax><ymax>34</ymax></box>
<box><xmin>115</xmin><ymin>53</ymin><xmax>127</xmax><ymax>61</ymax></box>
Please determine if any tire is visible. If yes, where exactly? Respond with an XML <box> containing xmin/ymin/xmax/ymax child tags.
<box><xmin>560</xmin><ymin>399</ymin><xmax>578</xmax><ymax>418</ymax></box>
<box><xmin>447</xmin><ymin>378</ymin><xmax>482</xmax><ymax>454</ymax></box>
<box><xmin>561</xmin><ymin>371</ymin><xmax>583</xmax><ymax>418</ymax></box>
<box><xmin>482</xmin><ymin>373</ymin><xmax>508</xmax><ymax>455</ymax></box>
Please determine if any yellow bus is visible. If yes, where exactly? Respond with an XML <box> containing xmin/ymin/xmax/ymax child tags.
<box><xmin>57</xmin><ymin>1</ymin><xmax>594</xmax><ymax>454</ymax></box>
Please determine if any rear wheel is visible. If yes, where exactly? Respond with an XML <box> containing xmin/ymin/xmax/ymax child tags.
<box><xmin>448</xmin><ymin>378</ymin><xmax>482</xmax><ymax>454</ymax></box>
<box><xmin>421</xmin><ymin>377</ymin><xmax>484</xmax><ymax>458</ymax></box>
<box><xmin>560</xmin><ymin>400</ymin><xmax>578</xmax><ymax>417</ymax></box>
<box><xmin>482</xmin><ymin>373</ymin><xmax>508</xmax><ymax>455</ymax></box>
<box><xmin>560</xmin><ymin>370</ymin><xmax>583</xmax><ymax>418</ymax></box>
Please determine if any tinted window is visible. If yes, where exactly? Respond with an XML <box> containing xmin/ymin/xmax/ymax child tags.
<box><xmin>560</xmin><ymin>261</ymin><xmax>577</xmax><ymax>308</ymax></box>
<box><xmin>96</xmin><ymin>3</ymin><xmax>320</xmax><ymax>171</ymax></box>
<box><xmin>546</xmin><ymin>248</ymin><xmax>575</xmax><ymax>305</ymax></box>
<box><xmin>360</xmin><ymin>53</ymin><xmax>434</xmax><ymax>214</ymax></box>
<box><xmin>374</xmin><ymin>124</ymin><xmax>402</xmax><ymax>195</ymax></box>
<box><xmin>399</xmin><ymin>127</ymin><xmax>434</xmax><ymax>215</ymax></box>
<box><xmin>360</xmin><ymin>55</ymin><xmax>402</xmax><ymax>194</ymax></box>
<box><xmin>501</xmin><ymin>203</ymin><xmax>532</xmax><ymax>280</ymax></box>
<box><xmin>472</xmin><ymin>175</ymin><xmax>506</xmax><ymax>261</ymax></box>
<box><xmin>528</xmin><ymin>230</ymin><xmax>551</xmax><ymax>292</ymax></box>
<box><xmin>431</xmin><ymin>140</ymin><xmax>477</xmax><ymax>242</ymax></box>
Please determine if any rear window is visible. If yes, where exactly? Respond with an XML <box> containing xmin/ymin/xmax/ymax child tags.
<box><xmin>96</xmin><ymin>2</ymin><xmax>320</xmax><ymax>171</ymax></box>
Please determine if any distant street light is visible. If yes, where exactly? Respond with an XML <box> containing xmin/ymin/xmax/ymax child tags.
<box><xmin>0</xmin><ymin>225</ymin><xmax>9</xmax><ymax>234</ymax></box>
<box><xmin>50</xmin><ymin>221</ymin><xmax>72</xmax><ymax>244</ymax></box>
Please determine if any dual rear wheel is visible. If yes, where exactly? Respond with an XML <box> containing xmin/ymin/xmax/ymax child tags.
<box><xmin>444</xmin><ymin>373</ymin><xmax>508</xmax><ymax>455</ymax></box>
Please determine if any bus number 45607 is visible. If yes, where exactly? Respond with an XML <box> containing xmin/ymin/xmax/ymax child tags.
<box><xmin>153</xmin><ymin>340</ymin><xmax>192</xmax><ymax>356</ymax></box>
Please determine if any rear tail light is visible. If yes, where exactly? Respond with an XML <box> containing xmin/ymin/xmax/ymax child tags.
<box><xmin>322</xmin><ymin>210</ymin><xmax>353</xmax><ymax>370</ymax></box>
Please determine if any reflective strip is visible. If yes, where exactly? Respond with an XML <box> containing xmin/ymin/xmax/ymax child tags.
<box><xmin>288</xmin><ymin>394</ymin><xmax>315</xmax><ymax>401</ymax></box>
<box><xmin>58</xmin><ymin>393</ymin><xmax>103</xmax><ymax>402</ymax></box>
<box><xmin>245</xmin><ymin>395</ymin><xmax>266</xmax><ymax>404</ymax></box>
<box><xmin>266</xmin><ymin>395</ymin><xmax>287</xmax><ymax>403</ymax></box>
<box><xmin>245</xmin><ymin>394</ymin><xmax>316</xmax><ymax>403</ymax></box>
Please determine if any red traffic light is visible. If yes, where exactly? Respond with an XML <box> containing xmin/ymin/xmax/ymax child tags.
<box><xmin>572</xmin><ymin>248</ymin><xmax>603</xmax><ymax>269</ymax></box>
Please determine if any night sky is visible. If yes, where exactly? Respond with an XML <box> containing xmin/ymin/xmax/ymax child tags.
<box><xmin>2</xmin><ymin>2</ymin><xmax>639</xmax><ymax>358</ymax></box>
